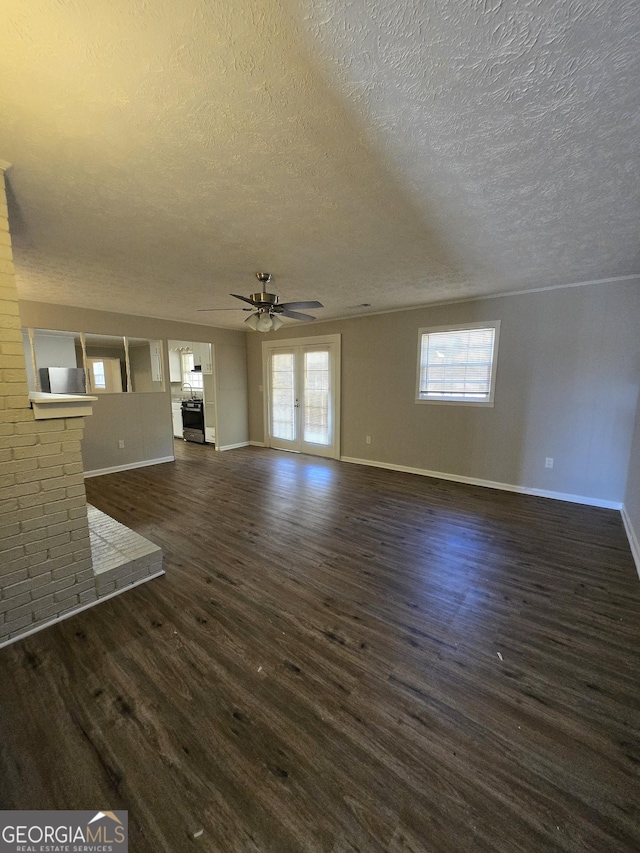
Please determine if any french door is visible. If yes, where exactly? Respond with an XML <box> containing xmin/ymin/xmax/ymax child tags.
<box><xmin>263</xmin><ymin>335</ymin><xmax>341</xmax><ymax>459</ymax></box>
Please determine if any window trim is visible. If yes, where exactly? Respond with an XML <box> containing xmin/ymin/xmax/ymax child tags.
<box><xmin>415</xmin><ymin>320</ymin><xmax>501</xmax><ymax>407</ymax></box>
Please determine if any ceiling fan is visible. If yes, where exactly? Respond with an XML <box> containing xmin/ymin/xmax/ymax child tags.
<box><xmin>197</xmin><ymin>273</ymin><xmax>324</xmax><ymax>331</ymax></box>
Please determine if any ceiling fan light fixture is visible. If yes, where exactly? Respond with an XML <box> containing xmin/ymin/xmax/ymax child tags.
<box><xmin>205</xmin><ymin>273</ymin><xmax>321</xmax><ymax>328</ymax></box>
<box><xmin>257</xmin><ymin>312</ymin><xmax>274</xmax><ymax>332</ymax></box>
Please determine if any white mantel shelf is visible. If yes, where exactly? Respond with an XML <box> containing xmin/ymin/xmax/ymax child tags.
<box><xmin>30</xmin><ymin>392</ymin><xmax>98</xmax><ymax>420</ymax></box>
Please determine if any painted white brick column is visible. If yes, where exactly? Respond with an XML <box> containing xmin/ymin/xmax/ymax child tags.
<box><xmin>0</xmin><ymin>165</ymin><xmax>97</xmax><ymax>645</ymax></box>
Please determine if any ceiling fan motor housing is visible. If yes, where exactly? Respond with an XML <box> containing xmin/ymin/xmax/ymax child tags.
<box><xmin>250</xmin><ymin>293</ymin><xmax>279</xmax><ymax>307</ymax></box>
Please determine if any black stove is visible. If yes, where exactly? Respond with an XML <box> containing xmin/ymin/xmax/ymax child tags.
<box><xmin>181</xmin><ymin>399</ymin><xmax>205</xmax><ymax>443</ymax></box>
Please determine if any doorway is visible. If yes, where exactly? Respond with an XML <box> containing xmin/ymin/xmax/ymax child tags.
<box><xmin>262</xmin><ymin>335</ymin><xmax>341</xmax><ymax>459</ymax></box>
<box><xmin>168</xmin><ymin>340</ymin><xmax>218</xmax><ymax>446</ymax></box>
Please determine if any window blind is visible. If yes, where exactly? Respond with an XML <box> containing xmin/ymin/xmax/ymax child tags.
<box><xmin>419</xmin><ymin>327</ymin><xmax>496</xmax><ymax>399</ymax></box>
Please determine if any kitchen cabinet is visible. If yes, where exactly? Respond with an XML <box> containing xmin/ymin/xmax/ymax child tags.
<box><xmin>169</xmin><ymin>349</ymin><xmax>182</xmax><ymax>383</ymax></box>
<box><xmin>150</xmin><ymin>340</ymin><xmax>163</xmax><ymax>382</ymax></box>
<box><xmin>202</xmin><ymin>344</ymin><xmax>213</xmax><ymax>374</ymax></box>
<box><xmin>171</xmin><ymin>401</ymin><xmax>183</xmax><ymax>438</ymax></box>
<box><xmin>191</xmin><ymin>343</ymin><xmax>200</xmax><ymax>370</ymax></box>
<box><xmin>193</xmin><ymin>342</ymin><xmax>213</xmax><ymax>374</ymax></box>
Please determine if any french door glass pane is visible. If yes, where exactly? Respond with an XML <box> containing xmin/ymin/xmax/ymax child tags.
<box><xmin>271</xmin><ymin>352</ymin><xmax>295</xmax><ymax>441</ymax></box>
<box><xmin>303</xmin><ymin>350</ymin><xmax>329</xmax><ymax>445</ymax></box>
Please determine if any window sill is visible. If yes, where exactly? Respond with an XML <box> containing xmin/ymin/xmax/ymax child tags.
<box><xmin>415</xmin><ymin>397</ymin><xmax>495</xmax><ymax>407</ymax></box>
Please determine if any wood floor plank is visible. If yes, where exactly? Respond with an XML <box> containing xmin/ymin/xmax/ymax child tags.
<box><xmin>1</xmin><ymin>441</ymin><xmax>639</xmax><ymax>852</ymax></box>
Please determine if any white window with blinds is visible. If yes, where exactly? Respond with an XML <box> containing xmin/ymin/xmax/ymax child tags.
<box><xmin>181</xmin><ymin>352</ymin><xmax>204</xmax><ymax>391</ymax></box>
<box><xmin>416</xmin><ymin>321</ymin><xmax>500</xmax><ymax>406</ymax></box>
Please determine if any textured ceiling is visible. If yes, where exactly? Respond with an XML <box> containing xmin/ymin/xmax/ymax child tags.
<box><xmin>1</xmin><ymin>0</ymin><xmax>638</xmax><ymax>329</ymax></box>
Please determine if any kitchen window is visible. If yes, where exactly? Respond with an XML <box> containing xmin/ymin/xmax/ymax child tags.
<box><xmin>181</xmin><ymin>352</ymin><xmax>204</xmax><ymax>391</ymax></box>
<box><xmin>416</xmin><ymin>321</ymin><xmax>500</xmax><ymax>406</ymax></box>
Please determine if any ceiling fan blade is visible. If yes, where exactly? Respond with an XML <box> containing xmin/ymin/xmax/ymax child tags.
<box><xmin>196</xmin><ymin>307</ymin><xmax>252</xmax><ymax>312</ymax></box>
<box><xmin>231</xmin><ymin>293</ymin><xmax>259</xmax><ymax>306</ymax></box>
<box><xmin>279</xmin><ymin>300</ymin><xmax>324</xmax><ymax>311</ymax></box>
<box><xmin>280</xmin><ymin>309</ymin><xmax>317</xmax><ymax>322</ymax></box>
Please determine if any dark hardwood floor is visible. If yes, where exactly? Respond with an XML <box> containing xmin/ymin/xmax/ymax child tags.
<box><xmin>1</xmin><ymin>441</ymin><xmax>639</xmax><ymax>852</ymax></box>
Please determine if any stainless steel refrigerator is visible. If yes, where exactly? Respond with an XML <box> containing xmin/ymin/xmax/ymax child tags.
<box><xmin>38</xmin><ymin>367</ymin><xmax>86</xmax><ymax>394</ymax></box>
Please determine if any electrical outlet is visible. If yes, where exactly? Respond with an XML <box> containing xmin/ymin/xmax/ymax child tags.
<box><xmin>545</xmin><ymin>457</ymin><xmax>554</xmax><ymax>469</ymax></box>
<box><xmin>118</xmin><ymin>439</ymin><xmax>125</xmax><ymax>449</ymax></box>
<box><xmin>366</xmin><ymin>435</ymin><xmax>372</xmax><ymax>445</ymax></box>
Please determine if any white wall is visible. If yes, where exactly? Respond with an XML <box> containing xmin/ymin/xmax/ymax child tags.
<box><xmin>22</xmin><ymin>329</ymin><xmax>79</xmax><ymax>390</ymax></box>
<box><xmin>33</xmin><ymin>330</ymin><xmax>78</xmax><ymax>368</ymax></box>
<box><xmin>247</xmin><ymin>280</ymin><xmax>640</xmax><ymax>506</ymax></box>
<box><xmin>215</xmin><ymin>339</ymin><xmax>249</xmax><ymax>449</ymax></box>
<box><xmin>81</xmin><ymin>392</ymin><xmax>174</xmax><ymax>473</ymax></box>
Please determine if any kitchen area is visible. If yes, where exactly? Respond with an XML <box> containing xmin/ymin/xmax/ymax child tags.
<box><xmin>168</xmin><ymin>340</ymin><xmax>216</xmax><ymax>446</ymax></box>
<box><xmin>17</xmin><ymin>306</ymin><xmax>249</xmax><ymax>474</ymax></box>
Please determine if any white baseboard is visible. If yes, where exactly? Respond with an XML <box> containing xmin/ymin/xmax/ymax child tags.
<box><xmin>0</xmin><ymin>570</ymin><xmax>165</xmax><ymax>650</ymax></box>
<box><xmin>520</xmin><ymin>487</ymin><xmax>622</xmax><ymax>510</ymax></box>
<box><xmin>249</xmin><ymin>441</ymin><xmax>265</xmax><ymax>447</ymax></box>
<box><xmin>84</xmin><ymin>456</ymin><xmax>175</xmax><ymax>478</ymax></box>
<box><xmin>217</xmin><ymin>441</ymin><xmax>251</xmax><ymax>451</ymax></box>
<box><xmin>621</xmin><ymin>505</ymin><xmax>640</xmax><ymax>580</ymax></box>
<box><xmin>339</xmin><ymin>456</ymin><xmax>623</xmax><ymax>510</ymax></box>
